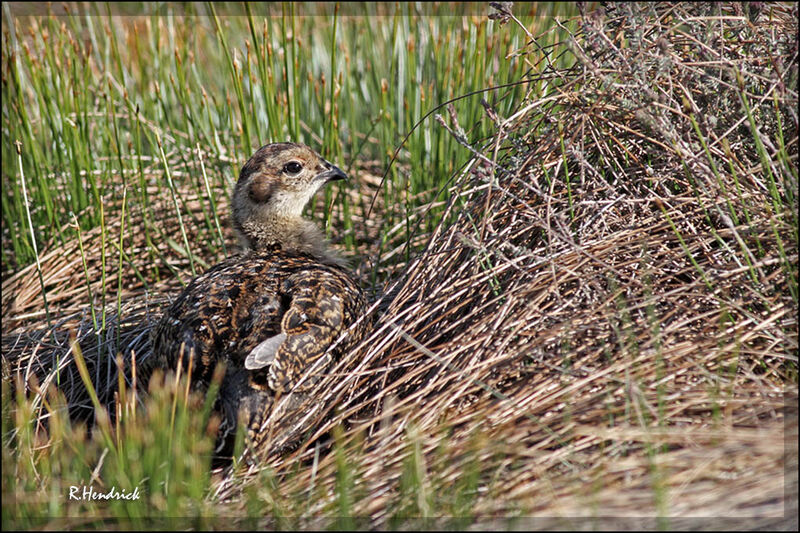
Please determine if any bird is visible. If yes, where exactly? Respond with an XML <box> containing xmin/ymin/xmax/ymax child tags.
<box><xmin>150</xmin><ymin>142</ymin><xmax>368</xmax><ymax>459</ymax></box>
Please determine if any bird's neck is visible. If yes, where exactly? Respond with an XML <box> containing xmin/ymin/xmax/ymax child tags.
<box><xmin>236</xmin><ymin>215</ymin><xmax>344</xmax><ymax>266</ymax></box>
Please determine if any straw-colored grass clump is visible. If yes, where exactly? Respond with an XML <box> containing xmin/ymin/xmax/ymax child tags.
<box><xmin>3</xmin><ymin>2</ymin><xmax>797</xmax><ymax>527</ymax></box>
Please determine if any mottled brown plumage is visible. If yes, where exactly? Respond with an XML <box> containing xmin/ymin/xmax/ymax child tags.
<box><xmin>151</xmin><ymin>143</ymin><xmax>367</xmax><ymax>458</ymax></box>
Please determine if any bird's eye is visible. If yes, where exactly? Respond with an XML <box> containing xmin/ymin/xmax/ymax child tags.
<box><xmin>283</xmin><ymin>161</ymin><xmax>303</xmax><ymax>174</ymax></box>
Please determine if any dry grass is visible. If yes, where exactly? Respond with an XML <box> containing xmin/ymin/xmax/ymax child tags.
<box><xmin>3</xmin><ymin>2</ymin><xmax>798</xmax><ymax>528</ymax></box>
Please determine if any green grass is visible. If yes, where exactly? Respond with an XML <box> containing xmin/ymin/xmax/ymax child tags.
<box><xmin>1</xmin><ymin>364</ymin><xmax>513</xmax><ymax>528</ymax></box>
<box><xmin>2</xmin><ymin>364</ymin><xmax>217</xmax><ymax>527</ymax></box>
<box><xmin>2</xmin><ymin>3</ymin><xmax>575</xmax><ymax>278</ymax></box>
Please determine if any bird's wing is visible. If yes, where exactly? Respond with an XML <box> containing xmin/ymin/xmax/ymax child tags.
<box><xmin>244</xmin><ymin>332</ymin><xmax>286</xmax><ymax>370</ymax></box>
<box><xmin>244</xmin><ymin>267</ymin><xmax>352</xmax><ymax>392</ymax></box>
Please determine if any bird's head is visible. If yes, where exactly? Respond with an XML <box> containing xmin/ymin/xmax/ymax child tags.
<box><xmin>232</xmin><ymin>142</ymin><xmax>346</xmax><ymax>253</ymax></box>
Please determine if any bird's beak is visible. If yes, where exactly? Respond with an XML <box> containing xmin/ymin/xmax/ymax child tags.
<box><xmin>317</xmin><ymin>163</ymin><xmax>347</xmax><ymax>183</ymax></box>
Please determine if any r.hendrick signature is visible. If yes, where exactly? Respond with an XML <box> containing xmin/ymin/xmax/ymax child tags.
<box><xmin>68</xmin><ymin>485</ymin><xmax>141</xmax><ymax>501</ymax></box>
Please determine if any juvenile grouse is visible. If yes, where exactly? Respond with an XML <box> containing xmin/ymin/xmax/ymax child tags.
<box><xmin>152</xmin><ymin>143</ymin><xmax>367</xmax><ymax>458</ymax></box>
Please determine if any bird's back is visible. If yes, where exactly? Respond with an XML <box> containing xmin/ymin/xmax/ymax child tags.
<box><xmin>153</xmin><ymin>249</ymin><xmax>366</xmax><ymax>389</ymax></box>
